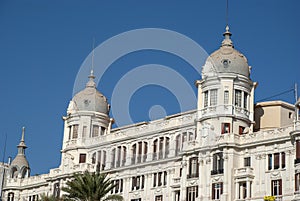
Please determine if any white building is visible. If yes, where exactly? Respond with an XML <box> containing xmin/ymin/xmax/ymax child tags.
<box><xmin>2</xmin><ymin>26</ymin><xmax>300</xmax><ymax>201</ymax></box>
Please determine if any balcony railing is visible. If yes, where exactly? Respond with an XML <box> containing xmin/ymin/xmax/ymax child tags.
<box><xmin>211</xmin><ymin>169</ymin><xmax>224</xmax><ymax>175</ymax></box>
<box><xmin>187</xmin><ymin>173</ymin><xmax>199</xmax><ymax>179</ymax></box>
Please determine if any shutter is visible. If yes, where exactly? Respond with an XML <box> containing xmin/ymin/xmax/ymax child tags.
<box><xmin>212</xmin><ymin>184</ymin><xmax>215</xmax><ymax>199</ymax></box>
<box><xmin>297</xmin><ymin>141</ymin><xmax>300</xmax><ymax>159</ymax></box>
<box><xmin>271</xmin><ymin>181</ymin><xmax>274</xmax><ymax>195</ymax></box>
<box><xmin>281</xmin><ymin>152</ymin><xmax>286</xmax><ymax>168</ymax></box>
<box><xmin>274</xmin><ymin>153</ymin><xmax>279</xmax><ymax>169</ymax></box>
<box><xmin>279</xmin><ymin>179</ymin><xmax>282</xmax><ymax>195</ymax></box>
<box><xmin>221</xmin><ymin>123</ymin><xmax>225</xmax><ymax>134</ymax></box>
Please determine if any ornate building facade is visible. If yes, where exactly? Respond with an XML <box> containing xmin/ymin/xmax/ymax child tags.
<box><xmin>1</xmin><ymin>26</ymin><xmax>300</xmax><ymax>201</ymax></box>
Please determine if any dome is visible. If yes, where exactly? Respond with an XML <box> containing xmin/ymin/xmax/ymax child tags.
<box><xmin>69</xmin><ymin>72</ymin><xmax>110</xmax><ymax>115</ymax></box>
<box><xmin>202</xmin><ymin>26</ymin><xmax>250</xmax><ymax>78</ymax></box>
<box><xmin>11</xmin><ymin>155</ymin><xmax>29</xmax><ymax>168</ymax></box>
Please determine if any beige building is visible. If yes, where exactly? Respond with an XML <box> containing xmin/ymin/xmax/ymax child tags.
<box><xmin>1</xmin><ymin>26</ymin><xmax>300</xmax><ymax>201</ymax></box>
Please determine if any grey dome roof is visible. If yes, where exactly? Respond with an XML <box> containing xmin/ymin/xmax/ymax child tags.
<box><xmin>71</xmin><ymin>73</ymin><xmax>110</xmax><ymax>115</ymax></box>
<box><xmin>202</xmin><ymin>26</ymin><xmax>250</xmax><ymax>78</ymax></box>
<box><xmin>11</xmin><ymin>155</ymin><xmax>29</xmax><ymax>168</ymax></box>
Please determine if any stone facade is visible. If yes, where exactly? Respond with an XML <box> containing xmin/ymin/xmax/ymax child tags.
<box><xmin>2</xmin><ymin>26</ymin><xmax>300</xmax><ymax>201</ymax></box>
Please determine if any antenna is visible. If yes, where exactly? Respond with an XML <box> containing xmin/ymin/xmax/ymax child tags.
<box><xmin>91</xmin><ymin>37</ymin><xmax>95</xmax><ymax>75</ymax></box>
<box><xmin>295</xmin><ymin>83</ymin><xmax>298</xmax><ymax>102</ymax></box>
<box><xmin>226</xmin><ymin>0</ymin><xmax>229</xmax><ymax>26</ymax></box>
<box><xmin>1</xmin><ymin>133</ymin><xmax>7</xmax><ymax>164</ymax></box>
<box><xmin>0</xmin><ymin>133</ymin><xmax>7</xmax><ymax>201</ymax></box>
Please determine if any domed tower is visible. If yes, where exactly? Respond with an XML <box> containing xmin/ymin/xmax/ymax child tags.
<box><xmin>196</xmin><ymin>26</ymin><xmax>257</xmax><ymax>145</ymax></box>
<box><xmin>60</xmin><ymin>71</ymin><xmax>111</xmax><ymax>172</ymax></box>
<box><xmin>9</xmin><ymin>127</ymin><xmax>30</xmax><ymax>178</ymax></box>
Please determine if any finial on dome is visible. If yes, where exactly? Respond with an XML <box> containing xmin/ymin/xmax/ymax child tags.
<box><xmin>222</xmin><ymin>25</ymin><xmax>233</xmax><ymax>47</ymax></box>
<box><xmin>21</xmin><ymin>127</ymin><xmax>25</xmax><ymax>142</ymax></box>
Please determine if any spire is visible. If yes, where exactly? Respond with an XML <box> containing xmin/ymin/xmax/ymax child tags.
<box><xmin>86</xmin><ymin>39</ymin><xmax>97</xmax><ymax>88</ymax></box>
<box><xmin>17</xmin><ymin>127</ymin><xmax>27</xmax><ymax>155</ymax></box>
<box><xmin>221</xmin><ymin>25</ymin><xmax>233</xmax><ymax>47</ymax></box>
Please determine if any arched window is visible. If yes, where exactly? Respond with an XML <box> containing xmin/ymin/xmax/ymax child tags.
<box><xmin>11</xmin><ymin>167</ymin><xmax>18</xmax><ymax>178</ymax></box>
<box><xmin>132</xmin><ymin>142</ymin><xmax>147</xmax><ymax>164</ymax></box>
<box><xmin>7</xmin><ymin>192</ymin><xmax>14</xmax><ymax>201</ymax></box>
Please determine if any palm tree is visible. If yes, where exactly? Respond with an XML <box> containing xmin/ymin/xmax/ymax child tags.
<box><xmin>62</xmin><ymin>171</ymin><xmax>123</xmax><ymax>201</ymax></box>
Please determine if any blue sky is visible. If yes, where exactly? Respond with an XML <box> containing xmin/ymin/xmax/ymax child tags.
<box><xmin>0</xmin><ymin>1</ymin><xmax>299</xmax><ymax>175</ymax></box>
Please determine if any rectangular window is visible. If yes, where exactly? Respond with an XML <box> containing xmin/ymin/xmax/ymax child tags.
<box><xmin>268</xmin><ymin>154</ymin><xmax>272</xmax><ymax>170</ymax></box>
<box><xmin>155</xmin><ymin>195</ymin><xmax>163</xmax><ymax>201</ymax></box>
<box><xmin>72</xmin><ymin>124</ymin><xmax>79</xmax><ymax>139</ymax></box>
<box><xmin>53</xmin><ymin>182</ymin><xmax>60</xmax><ymax>198</ymax></box>
<box><xmin>100</xmin><ymin>127</ymin><xmax>105</xmax><ymax>135</ymax></box>
<box><xmin>274</xmin><ymin>153</ymin><xmax>280</xmax><ymax>169</ymax></box>
<box><xmin>210</xmin><ymin>89</ymin><xmax>218</xmax><ymax>106</ymax></box>
<box><xmin>187</xmin><ymin>186</ymin><xmax>198</xmax><ymax>201</ymax></box>
<box><xmin>212</xmin><ymin>183</ymin><xmax>223</xmax><ymax>200</ymax></box>
<box><xmin>153</xmin><ymin>173</ymin><xmax>157</xmax><ymax>187</ymax></box>
<box><xmin>163</xmin><ymin>171</ymin><xmax>167</xmax><ymax>186</ymax></box>
<box><xmin>239</xmin><ymin>126</ymin><xmax>245</xmax><ymax>135</ymax></box>
<box><xmin>212</xmin><ymin>152</ymin><xmax>224</xmax><ymax>175</ymax></box>
<box><xmin>188</xmin><ymin>158</ymin><xmax>199</xmax><ymax>178</ymax></box>
<box><xmin>79</xmin><ymin>153</ymin><xmax>86</xmax><ymax>163</ymax></box>
<box><xmin>238</xmin><ymin>182</ymin><xmax>247</xmax><ymax>199</ymax></box>
<box><xmin>244</xmin><ymin>157</ymin><xmax>251</xmax><ymax>167</ymax></box>
<box><xmin>271</xmin><ymin>179</ymin><xmax>282</xmax><ymax>196</ymax></box>
<box><xmin>132</xmin><ymin>177</ymin><xmax>136</xmax><ymax>191</ymax></box>
<box><xmin>295</xmin><ymin>173</ymin><xmax>300</xmax><ymax>192</ymax></box>
<box><xmin>204</xmin><ymin>91</ymin><xmax>208</xmax><ymax>107</ymax></box>
<box><xmin>174</xmin><ymin>191</ymin><xmax>180</xmax><ymax>201</ymax></box>
<box><xmin>224</xmin><ymin>91</ymin><xmax>229</xmax><ymax>105</ymax></box>
<box><xmin>68</xmin><ymin>126</ymin><xmax>72</xmax><ymax>140</ymax></box>
<box><xmin>158</xmin><ymin>172</ymin><xmax>162</xmax><ymax>186</ymax></box>
<box><xmin>221</xmin><ymin>123</ymin><xmax>230</xmax><ymax>134</ymax></box>
<box><xmin>244</xmin><ymin>92</ymin><xmax>248</xmax><ymax>109</ymax></box>
<box><xmin>235</xmin><ymin>89</ymin><xmax>242</xmax><ymax>107</ymax></box>
<box><xmin>92</xmin><ymin>125</ymin><xmax>99</xmax><ymax>137</ymax></box>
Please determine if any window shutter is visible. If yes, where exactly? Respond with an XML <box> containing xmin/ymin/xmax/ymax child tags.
<box><xmin>281</xmin><ymin>152</ymin><xmax>286</xmax><ymax>168</ymax></box>
<box><xmin>279</xmin><ymin>179</ymin><xmax>282</xmax><ymax>195</ymax></box>
<box><xmin>212</xmin><ymin>184</ymin><xmax>215</xmax><ymax>199</ymax></box>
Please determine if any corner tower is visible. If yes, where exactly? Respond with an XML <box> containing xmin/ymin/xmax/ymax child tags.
<box><xmin>60</xmin><ymin>71</ymin><xmax>112</xmax><ymax>172</ymax></box>
<box><xmin>196</xmin><ymin>26</ymin><xmax>256</xmax><ymax>145</ymax></box>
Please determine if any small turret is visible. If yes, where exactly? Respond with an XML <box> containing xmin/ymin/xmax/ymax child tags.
<box><xmin>9</xmin><ymin>127</ymin><xmax>30</xmax><ymax>178</ymax></box>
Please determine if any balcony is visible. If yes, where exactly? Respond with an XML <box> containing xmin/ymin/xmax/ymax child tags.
<box><xmin>211</xmin><ymin>169</ymin><xmax>224</xmax><ymax>175</ymax></box>
<box><xmin>234</xmin><ymin>167</ymin><xmax>254</xmax><ymax>179</ymax></box>
<box><xmin>187</xmin><ymin>173</ymin><xmax>199</xmax><ymax>179</ymax></box>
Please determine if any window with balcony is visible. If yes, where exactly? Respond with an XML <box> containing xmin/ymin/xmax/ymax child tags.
<box><xmin>211</xmin><ymin>152</ymin><xmax>224</xmax><ymax>175</ymax></box>
<box><xmin>132</xmin><ymin>175</ymin><xmax>144</xmax><ymax>191</ymax></box>
<box><xmin>153</xmin><ymin>171</ymin><xmax>167</xmax><ymax>187</ymax></box>
<box><xmin>221</xmin><ymin>123</ymin><xmax>230</xmax><ymax>134</ymax></box>
<box><xmin>187</xmin><ymin>186</ymin><xmax>198</xmax><ymax>201</ymax></box>
<box><xmin>212</xmin><ymin>183</ymin><xmax>223</xmax><ymax>200</ymax></box>
<box><xmin>111</xmin><ymin>179</ymin><xmax>123</xmax><ymax>194</ymax></box>
<box><xmin>271</xmin><ymin>179</ymin><xmax>282</xmax><ymax>196</ymax></box>
<box><xmin>188</xmin><ymin>157</ymin><xmax>199</xmax><ymax>178</ymax></box>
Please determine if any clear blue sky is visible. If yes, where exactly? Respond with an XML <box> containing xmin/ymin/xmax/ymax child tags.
<box><xmin>0</xmin><ymin>1</ymin><xmax>299</xmax><ymax>175</ymax></box>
